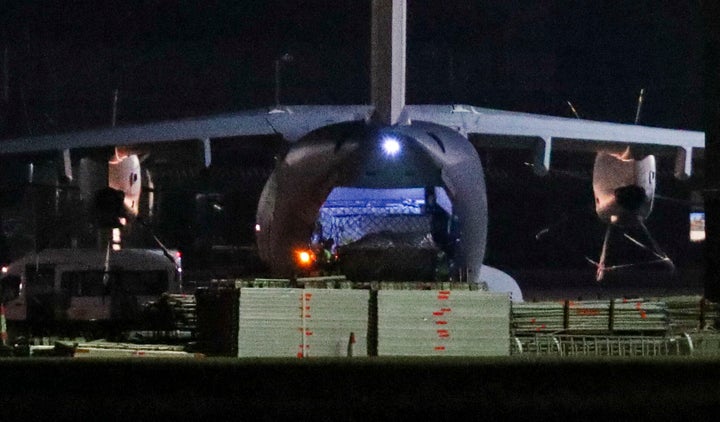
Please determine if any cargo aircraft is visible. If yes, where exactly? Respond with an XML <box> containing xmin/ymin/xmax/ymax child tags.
<box><xmin>0</xmin><ymin>1</ymin><xmax>704</xmax><ymax>301</ymax></box>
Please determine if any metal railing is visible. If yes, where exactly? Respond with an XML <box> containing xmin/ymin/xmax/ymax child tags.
<box><xmin>512</xmin><ymin>334</ymin><xmax>692</xmax><ymax>357</ymax></box>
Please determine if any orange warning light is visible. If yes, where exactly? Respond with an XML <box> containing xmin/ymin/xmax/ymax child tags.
<box><xmin>295</xmin><ymin>249</ymin><xmax>315</xmax><ymax>267</ymax></box>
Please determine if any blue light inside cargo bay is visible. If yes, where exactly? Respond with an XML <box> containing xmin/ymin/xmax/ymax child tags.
<box><xmin>317</xmin><ymin>187</ymin><xmax>453</xmax><ymax>247</ymax></box>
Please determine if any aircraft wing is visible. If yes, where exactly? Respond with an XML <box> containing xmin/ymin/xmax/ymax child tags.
<box><xmin>0</xmin><ymin>105</ymin><xmax>374</xmax><ymax>154</ymax></box>
<box><xmin>401</xmin><ymin>104</ymin><xmax>705</xmax><ymax>178</ymax></box>
<box><xmin>0</xmin><ymin>102</ymin><xmax>704</xmax><ymax>177</ymax></box>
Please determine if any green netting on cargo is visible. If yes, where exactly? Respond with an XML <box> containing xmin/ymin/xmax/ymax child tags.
<box><xmin>322</xmin><ymin>213</ymin><xmax>432</xmax><ymax>247</ymax></box>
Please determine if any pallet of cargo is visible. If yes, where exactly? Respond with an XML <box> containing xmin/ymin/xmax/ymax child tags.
<box><xmin>611</xmin><ymin>299</ymin><xmax>667</xmax><ymax>332</ymax></box>
<box><xmin>237</xmin><ymin>288</ymin><xmax>369</xmax><ymax>358</ymax></box>
<box><xmin>511</xmin><ymin>301</ymin><xmax>565</xmax><ymax>334</ymax></box>
<box><xmin>47</xmin><ymin>341</ymin><xmax>204</xmax><ymax>358</ymax></box>
<box><xmin>664</xmin><ymin>295</ymin><xmax>718</xmax><ymax>333</ymax></box>
<box><xmin>377</xmin><ymin>290</ymin><xmax>510</xmax><ymax>356</ymax></box>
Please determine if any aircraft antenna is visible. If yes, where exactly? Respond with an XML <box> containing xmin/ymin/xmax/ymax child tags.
<box><xmin>2</xmin><ymin>46</ymin><xmax>8</xmax><ymax>103</ymax></box>
<box><xmin>274</xmin><ymin>53</ymin><xmax>293</xmax><ymax>109</ymax></box>
<box><xmin>20</xmin><ymin>87</ymin><xmax>32</xmax><ymax>135</ymax></box>
<box><xmin>111</xmin><ymin>89</ymin><xmax>119</xmax><ymax>127</ymax></box>
<box><xmin>566</xmin><ymin>100</ymin><xmax>580</xmax><ymax>119</ymax></box>
<box><xmin>634</xmin><ymin>88</ymin><xmax>644</xmax><ymax>124</ymax></box>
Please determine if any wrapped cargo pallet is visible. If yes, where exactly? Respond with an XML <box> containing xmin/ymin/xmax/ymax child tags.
<box><xmin>237</xmin><ymin>288</ymin><xmax>369</xmax><ymax>358</ymax></box>
<box><xmin>297</xmin><ymin>289</ymin><xmax>369</xmax><ymax>357</ymax></box>
<box><xmin>377</xmin><ymin>290</ymin><xmax>510</xmax><ymax>356</ymax></box>
<box><xmin>238</xmin><ymin>288</ymin><xmax>301</xmax><ymax>358</ymax></box>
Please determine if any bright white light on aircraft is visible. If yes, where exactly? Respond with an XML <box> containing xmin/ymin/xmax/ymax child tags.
<box><xmin>112</xmin><ymin>228</ymin><xmax>122</xmax><ymax>243</ymax></box>
<box><xmin>1</xmin><ymin>266</ymin><xmax>7</xmax><ymax>274</ymax></box>
<box><xmin>255</xmin><ymin>223</ymin><xmax>261</xmax><ymax>232</ymax></box>
<box><xmin>381</xmin><ymin>136</ymin><xmax>401</xmax><ymax>156</ymax></box>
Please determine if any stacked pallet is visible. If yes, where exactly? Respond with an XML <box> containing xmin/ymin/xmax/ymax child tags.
<box><xmin>377</xmin><ymin>290</ymin><xmax>510</xmax><ymax>356</ymax></box>
<box><xmin>235</xmin><ymin>279</ymin><xmax>292</xmax><ymax>288</ymax></box>
<box><xmin>297</xmin><ymin>289</ymin><xmax>369</xmax><ymax>357</ymax></box>
<box><xmin>299</xmin><ymin>276</ymin><xmax>348</xmax><ymax>289</ymax></box>
<box><xmin>237</xmin><ymin>289</ymin><xmax>301</xmax><ymax>357</ymax></box>
<box><xmin>511</xmin><ymin>301</ymin><xmax>565</xmax><ymax>334</ymax></box>
<box><xmin>195</xmin><ymin>287</ymin><xmax>240</xmax><ymax>356</ymax></box>
<box><xmin>377</xmin><ymin>281</ymin><xmax>477</xmax><ymax>291</ymax></box>
<box><xmin>566</xmin><ymin>300</ymin><xmax>611</xmax><ymax>332</ymax></box>
<box><xmin>665</xmin><ymin>296</ymin><xmax>718</xmax><ymax>332</ymax></box>
<box><xmin>164</xmin><ymin>294</ymin><xmax>197</xmax><ymax>330</ymax></box>
<box><xmin>237</xmin><ymin>288</ymin><xmax>369</xmax><ymax>358</ymax></box>
<box><xmin>611</xmin><ymin>299</ymin><xmax>667</xmax><ymax>332</ymax></box>
<box><xmin>71</xmin><ymin>341</ymin><xmax>200</xmax><ymax>358</ymax></box>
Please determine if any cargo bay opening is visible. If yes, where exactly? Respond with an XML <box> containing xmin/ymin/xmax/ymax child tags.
<box><xmin>254</xmin><ymin>120</ymin><xmax>524</xmax><ymax>298</ymax></box>
<box><xmin>318</xmin><ymin>186</ymin><xmax>455</xmax><ymax>281</ymax></box>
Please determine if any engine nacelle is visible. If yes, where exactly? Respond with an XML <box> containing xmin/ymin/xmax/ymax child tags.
<box><xmin>593</xmin><ymin>152</ymin><xmax>655</xmax><ymax>225</ymax></box>
<box><xmin>108</xmin><ymin>154</ymin><xmax>142</xmax><ymax>216</ymax></box>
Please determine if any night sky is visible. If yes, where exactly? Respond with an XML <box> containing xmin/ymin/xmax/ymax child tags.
<box><xmin>0</xmin><ymin>1</ymin><xmax>706</xmax><ymax>138</ymax></box>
